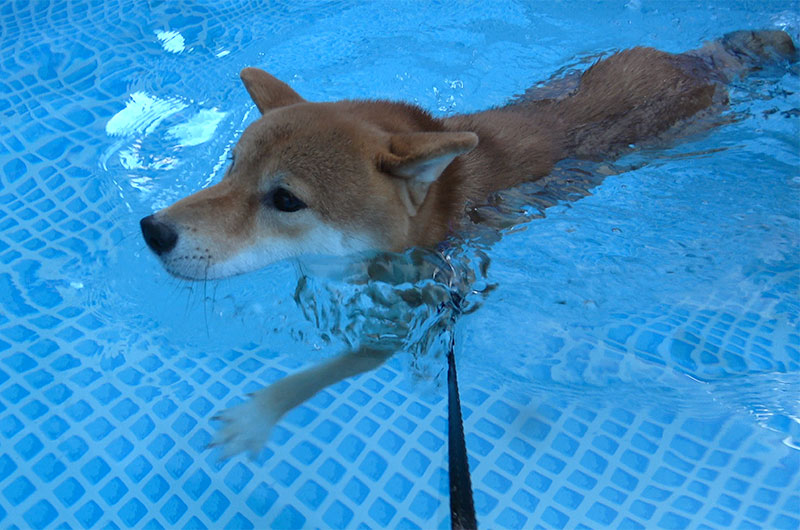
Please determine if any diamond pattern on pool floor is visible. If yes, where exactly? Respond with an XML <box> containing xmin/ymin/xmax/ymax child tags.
<box><xmin>1</xmin><ymin>330</ymin><xmax>799</xmax><ymax>529</ymax></box>
<box><xmin>0</xmin><ymin>345</ymin><xmax>454</xmax><ymax>529</ymax></box>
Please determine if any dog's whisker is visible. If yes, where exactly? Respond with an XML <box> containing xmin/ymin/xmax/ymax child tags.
<box><xmin>181</xmin><ymin>285</ymin><xmax>191</xmax><ymax>316</ymax></box>
<box><xmin>203</xmin><ymin>257</ymin><xmax>210</xmax><ymax>338</ymax></box>
<box><xmin>110</xmin><ymin>230</ymin><xmax>139</xmax><ymax>250</ymax></box>
<box><xmin>211</xmin><ymin>281</ymin><xmax>219</xmax><ymax>320</ymax></box>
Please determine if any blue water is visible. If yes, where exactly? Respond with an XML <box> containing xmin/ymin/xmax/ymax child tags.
<box><xmin>1</xmin><ymin>0</ymin><xmax>799</xmax><ymax>528</ymax></box>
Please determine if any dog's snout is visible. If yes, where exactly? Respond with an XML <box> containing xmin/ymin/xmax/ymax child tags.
<box><xmin>140</xmin><ymin>215</ymin><xmax>178</xmax><ymax>255</ymax></box>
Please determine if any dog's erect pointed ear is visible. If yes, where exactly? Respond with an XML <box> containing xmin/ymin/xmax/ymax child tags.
<box><xmin>240</xmin><ymin>67</ymin><xmax>305</xmax><ymax>113</ymax></box>
<box><xmin>381</xmin><ymin>131</ymin><xmax>478</xmax><ymax>216</ymax></box>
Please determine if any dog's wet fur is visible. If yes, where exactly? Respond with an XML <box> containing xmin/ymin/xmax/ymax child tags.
<box><xmin>140</xmin><ymin>30</ymin><xmax>796</xmax><ymax>457</ymax></box>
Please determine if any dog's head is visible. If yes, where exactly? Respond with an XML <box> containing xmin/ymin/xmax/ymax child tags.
<box><xmin>140</xmin><ymin>68</ymin><xmax>477</xmax><ymax>279</ymax></box>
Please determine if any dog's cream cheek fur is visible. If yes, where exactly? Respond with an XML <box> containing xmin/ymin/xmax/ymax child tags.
<box><xmin>159</xmin><ymin>207</ymin><xmax>379</xmax><ymax>280</ymax></box>
<box><xmin>206</xmin><ymin>221</ymin><xmax>379</xmax><ymax>279</ymax></box>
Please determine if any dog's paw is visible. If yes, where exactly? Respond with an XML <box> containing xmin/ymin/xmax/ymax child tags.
<box><xmin>210</xmin><ymin>395</ymin><xmax>278</xmax><ymax>460</ymax></box>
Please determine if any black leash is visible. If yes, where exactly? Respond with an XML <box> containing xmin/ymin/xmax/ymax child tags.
<box><xmin>446</xmin><ymin>329</ymin><xmax>477</xmax><ymax>529</ymax></box>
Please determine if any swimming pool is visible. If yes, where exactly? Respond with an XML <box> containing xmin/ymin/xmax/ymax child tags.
<box><xmin>1</xmin><ymin>0</ymin><xmax>799</xmax><ymax>528</ymax></box>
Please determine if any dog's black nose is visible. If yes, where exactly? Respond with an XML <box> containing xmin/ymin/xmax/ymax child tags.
<box><xmin>140</xmin><ymin>215</ymin><xmax>178</xmax><ymax>255</ymax></box>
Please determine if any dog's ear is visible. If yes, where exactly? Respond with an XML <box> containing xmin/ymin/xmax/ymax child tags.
<box><xmin>240</xmin><ymin>68</ymin><xmax>305</xmax><ymax>113</ymax></box>
<box><xmin>381</xmin><ymin>131</ymin><xmax>478</xmax><ymax>216</ymax></box>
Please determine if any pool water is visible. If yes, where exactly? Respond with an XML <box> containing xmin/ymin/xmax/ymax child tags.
<box><xmin>1</xmin><ymin>0</ymin><xmax>799</xmax><ymax>528</ymax></box>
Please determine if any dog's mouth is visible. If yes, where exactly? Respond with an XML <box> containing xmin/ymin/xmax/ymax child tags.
<box><xmin>159</xmin><ymin>252</ymin><xmax>217</xmax><ymax>281</ymax></box>
<box><xmin>140</xmin><ymin>214</ymin><xmax>217</xmax><ymax>280</ymax></box>
<box><xmin>139</xmin><ymin>214</ymin><xmax>292</xmax><ymax>281</ymax></box>
<box><xmin>140</xmin><ymin>208</ymin><xmax>384</xmax><ymax>280</ymax></box>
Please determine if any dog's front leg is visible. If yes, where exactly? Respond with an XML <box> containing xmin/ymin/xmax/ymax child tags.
<box><xmin>211</xmin><ymin>345</ymin><xmax>395</xmax><ymax>459</ymax></box>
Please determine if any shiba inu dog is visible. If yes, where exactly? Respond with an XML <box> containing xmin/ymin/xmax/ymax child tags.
<box><xmin>140</xmin><ymin>30</ymin><xmax>796</xmax><ymax>457</ymax></box>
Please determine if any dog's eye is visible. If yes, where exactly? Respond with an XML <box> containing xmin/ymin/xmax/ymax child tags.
<box><xmin>268</xmin><ymin>188</ymin><xmax>307</xmax><ymax>212</ymax></box>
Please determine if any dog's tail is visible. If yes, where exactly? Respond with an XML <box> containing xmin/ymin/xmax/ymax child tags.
<box><xmin>693</xmin><ymin>29</ymin><xmax>798</xmax><ymax>82</ymax></box>
<box><xmin>560</xmin><ymin>29</ymin><xmax>797</xmax><ymax>159</ymax></box>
